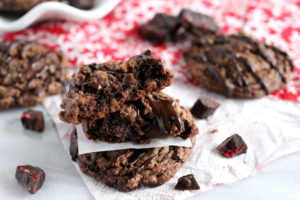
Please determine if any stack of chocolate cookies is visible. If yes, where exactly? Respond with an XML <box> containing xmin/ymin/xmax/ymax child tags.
<box><xmin>59</xmin><ymin>50</ymin><xmax>198</xmax><ymax>191</ymax></box>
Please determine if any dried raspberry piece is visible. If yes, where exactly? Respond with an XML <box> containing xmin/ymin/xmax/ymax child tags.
<box><xmin>15</xmin><ymin>165</ymin><xmax>45</xmax><ymax>194</ymax></box>
<box><xmin>217</xmin><ymin>134</ymin><xmax>247</xmax><ymax>158</ymax></box>
<box><xmin>21</xmin><ymin>109</ymin><xmax>45</xmax><ymax>132</ymax></box>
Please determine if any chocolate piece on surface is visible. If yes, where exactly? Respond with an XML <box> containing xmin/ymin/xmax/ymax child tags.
<box><xmin>21</xmin><ymin>109</ymin><xmax>45</xmax><ymax>132</ymax></box>
<box><xmin>15</xmin><ymin>165</ymin><xmax>45</xmax><ymax>194</ymax></box>
<box><xmin>217</xmin><ymin>134</ymin><xmax>248</xmax><ymax>158</ymax></box>
<box><xmin>179</xmin><ymin>9</ymin><xmax>219</xmax><ymax>35</ymax></box>
<box><xmin>175</xmin><ymin>174</ymin><xmax>200</xmax><ymax>190</ymax></box>
<box><xmin>190</xmin><ymin>97</ymin><xmax>219</xmax><ymax>119</ymax></box>
<box><xmin>139</xmin><ymin>13</ymin><xmax>179</xmax><ymax>43</ymax></box>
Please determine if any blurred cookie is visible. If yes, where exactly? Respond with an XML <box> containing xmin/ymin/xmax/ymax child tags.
<box><xmin>0</xmin><ymin>0</ymin><xmax>61</xmax><ymax>12</ymax></box>
<box><xmin>184</xmin><ymin>34</ymin><xmax>294</xmax><ymax>98</ymax></box>
<box><xmin>0</xmin><ymin>41</ymin><xmax>68</xmax><ymax>110</ymax></box>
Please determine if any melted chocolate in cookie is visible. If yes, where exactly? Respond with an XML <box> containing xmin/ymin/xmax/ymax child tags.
<box><xmin>151</xmin><ymin>99</ymin><xmax>184</xmax><ymax>135</ymax></box>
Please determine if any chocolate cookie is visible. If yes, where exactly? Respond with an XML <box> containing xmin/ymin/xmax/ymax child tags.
<box><xmin>0</xmin><ymin>0</ymin><xmax>61</xmax><ymax>12</ymax></box>
<box><xmin>77</xmin><ymin>140</ymin><xmax>194</xmax><ymax>191</ymax></box>
<box><xmin>184</xmin><ymin>34</ymin><xmax>294</xmax><ymax>98</ymax></box>
<box><xmin>0</xmin><ymin>41</ymin><xmax>68</xmax><ymax>110</ymax></box>
<box><xmin>60</xmin><ymin>50</ymin><xmax>173</xmax><ymax>124</ymax></box>
<box><xmin>82</xmin><ymin>92</ymin><xmax>198</xmax><ymax>144</ymax></box>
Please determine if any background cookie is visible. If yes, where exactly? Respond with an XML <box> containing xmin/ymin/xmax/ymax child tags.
<box><xmin>0</xmin><ymin>0</ymin><xmax>61</xmax><ymax>12</ymax></box>
<box><xmin>184</xmin><ymin>34</ymin><xmax>294</xmax><ymax>98</ymax></box>
<box><xmin>0</xmin><ymin>41</ymin><xmax>68</xmax><ymax>110</ymax></box>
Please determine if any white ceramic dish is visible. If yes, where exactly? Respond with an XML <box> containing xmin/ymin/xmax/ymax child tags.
<box><xmin>0</xmin><ymin>0</ymin><xmax>121</xmax><ymax>32</ymax></box>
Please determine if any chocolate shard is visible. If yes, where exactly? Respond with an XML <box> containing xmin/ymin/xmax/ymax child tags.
<box><xmin>175</xmin><ymin>174</ymin><xmax>200</xmax><ymax>190</ymax></box>
<box><xmin>217</xmin><ymin>134</ymin><xmax>248</xmax><ymax>158</ymax></box>
<box><xmin>179</xmin><ymin>8</ymin><xmax>219</xmax><ymax>35</ymax></box>
<box><xmin>15</xmin><ymin>165</ymin><xmax>45</xmax><ymax>194</ymax></box>
<box><xmin>69</xmin><ymin>128</ymin><xmax>78</xmax><ymax>161</ymax></box>
<box><xmin>21</xmin><ymin>109</ymin><xmax>45</xmax><ymax>132</ymax></box>
<box><xmin>68</xmin><ymin>0</ymin><xmax>95</xmax><ymax>10</ymax></box>
<box><xmin>190</xmin><ymin>97</ymin><xmax>220</xmax><ymax>119</ymax></box>
<box><xmin>139</xmin><ymin>13</ymin><xmax>180</xmax><ymax>43</ymax></box>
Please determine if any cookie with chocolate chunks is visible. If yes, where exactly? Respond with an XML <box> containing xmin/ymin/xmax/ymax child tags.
<box><xmin>82</xmin><ymin>92</ymin><xmax>198</xmax><ymax>144</ymax></box>
<box><xmin>0</xmin><ymin>41</ymin><xmax>68</xmax><ymax>110</ymax></box>
<box><xmin>0</xmin><ymin>0</ymin><xmax>61</xmax><ymax>12</ymax></box>
<box><xmin>60</xmin><ymin>50</ymin><xmax>173</xmax><ymax>124</ymax></box>
<box><xmin>15</xmin><ymin>165</ymin><xmax>45</xmax><ymax>194</ymax></box>
<box><xmin>175</xmin><ymin>174</ymin><xmax>200</xmax><ymax>190</ymax></box>
<box><xmin>68</xmin><ymin>0</ymin><xmax>95</xmax><ymax>10</ymax></box>
<box><xmin>217</xmin><ymin>134</ymin><xmax>247</xmax><ymax>158</ymax></box>
<box><xmin>21</xmin><ymin>109</ymin><xmax>45</xmax><ymax>132</ymax></box>
<box><xmin>190</xmin><ymin>97</ymin><xmax>219</xmax><ymax>119</ymax></box>
<box><xmin>184</xmin><ymin>34</ymin><xmax>294</xmax><ymax>98</ymax></box>
<box><xmin>76</xmin><ymin>137</ymin><xmax>195</xmax><ymax>192</ymax></box>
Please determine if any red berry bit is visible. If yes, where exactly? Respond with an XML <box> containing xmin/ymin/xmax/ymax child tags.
<box><xmin>217</xmin><ymin>134</ymin><xmax>247</xmax><ymax>158</ymax></box>
<box><xmin>15</xmin><ymin>165</ymin><xmax>45</xmax><ymax>194</ymax></box>
<box><xmin>21</xmin><ymin>109</ymin><xmax>45</xmax><ymax>132</ymax></box>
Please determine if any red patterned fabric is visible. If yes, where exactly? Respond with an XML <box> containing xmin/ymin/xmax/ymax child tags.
<box><xmin>1</xmin><ymin>0</ymin><xmax>299</xmax><ymax>102</ymax></box>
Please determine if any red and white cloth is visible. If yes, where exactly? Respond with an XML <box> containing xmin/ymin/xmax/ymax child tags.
<box><xmin>4</xmin><ymin>0</ymin><xmax>300</xmax><ymax>199</ymax></box>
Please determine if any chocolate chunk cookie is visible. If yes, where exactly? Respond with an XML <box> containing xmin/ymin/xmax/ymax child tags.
<box><xmin>0</xmin><ymin>41</ymin><xmax>68</xmax><ymax>110</ymax></box>
<box><xmin>184</xmin><ymin>34</ymin><xmax>294</xmax><ymax>98</ymax></box>
<box><xmin>60</xmin><ymin>50</ymin><xmax>173</xmax><ymax>124</ymax></box>
<box><xmin>76</xmin><ymin>139</ymin><xmax>195</xmax><ymax>191</ymax></box>
<box><xmin>82</xmin><ymin>92</ymin><xmax>198</xmax><ymax>144</ymax></box>
<box><xmin>0</xmin><ymin>0</ymin><xmax>61</xmax><ymax>12</ymax></box>
<box><xmin>68</xmin><ymin>0</ymin><xmax>95</xmax><ymax>10</ymax></box>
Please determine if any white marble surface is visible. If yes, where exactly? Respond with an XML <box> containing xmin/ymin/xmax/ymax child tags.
<box><xmin>0</xmin><ymin>106</ymin><xmax>299</xmax><ymax>200</ymax></box>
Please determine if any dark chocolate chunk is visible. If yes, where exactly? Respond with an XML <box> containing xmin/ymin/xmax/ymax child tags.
<box><xmin>139</xmin><ymin>13</ymin><xmax>179</xmax><ymax>43</ymax></box>
<box><xmin>175</xmin><ymin>174</ymin><xmax>200</xmax><ymax>190</ymax></box>
<box><xmin>190</xmin><ymin>97</ymin><xmax>220</xmax><ymax>119</ymax></box>
<box><xmin>151</xmin><ymin>98</ymin><xmax>184</xmax><ymax>135</ymax></box>
<box><xmin>179</xmin><ymin>9</ymin><xmax>219</xmax><ymax>35</ymax></box>
<box><xmin>15</xmin><ymin>165</ymin><xmax>45</xmax><ymax>194</ymax></box>
<box><xmin>69</xmin><ymin>128</ymin><xmax>78</xmax><ymax>161</ymax></box>
<box><xmin>68</xmin><ymin>0</ymin><xmax>95</xmax><ymax>10</ymax></box>
<box><xmin>21</xmin><ymin>109</ymin><xmax>45</xmax><ymax>132</ymax></box>
<box><xmin>217</xmin><ymin>134</ymin><xmax>248</xmax><ymax>158</ymax></box>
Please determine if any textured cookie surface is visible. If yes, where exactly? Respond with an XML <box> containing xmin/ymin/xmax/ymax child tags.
<box><xmin>184</xmin><ymin>34</ymin><xmax>294</xmax><ymax>98</ymax></box>
<box><xmin>0</xmin><ymin>0</ymin><xmax>60</xmax><ymax>12</ymax></box>
<box><xmin>82</xmin><ymin>92</ymin><xmax>198</xmax><ymax>144</ymax></box>
<box><xmin>77</xmin><ymin>140</ymin><xmax>194</xmax><ymax>192</ymax></box>
<box><xmin>0</xmin><ymin>41</ymin><xmax>68</xmax><ymax>110</ymax></box>
<box><xmin>60</xmin><ymin>50</ymin><xmax>173</xmax><ymax>124</ymax></box>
